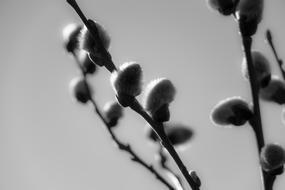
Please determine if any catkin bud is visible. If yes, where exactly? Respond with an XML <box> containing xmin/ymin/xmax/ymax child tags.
<box><xmin>147</xmin><ymin>122</ymin><xmax>194</xmax><ymax>146</ymax></box>
<box><xmin>110</xmin><ymin>62</ymin><xmax>143</xmax><ymax>104</ymax></box>
<box><xmin>260</xmin><ymin>143</ymin><xmax>285</xmax><ymax>172</ymax></box>
<box><xmin>165</xmin><ymin>124</ymin><xmax>194</xmax><ymax>146</ymax></box>
<box><xmin>79</xmin><ymin>20</ymin><xmax>110</xmax><ymax>58</ymax></box>
<box><xmin>62</xmin><ymin>23</ymin><xmax>82</xmax><ymax>53</ymax></box>
<box><xmin>143</xmin><ymin>78</ymin><xmax>176</xmax><ymax>122</ymax></box>
<box><xmin>260</xmin><ymin>75</ymin><xmax>285</xmax><ymax>104</ymax></box>
<box><xmin>236</xmin><ymin>0</ymin><xmax>263</xmax><ymax>36</ymax></box>
<box><xmin>103</xmin><ymin>101</ymin><xmax>123</xmax><ymax>128</ymax></box>
<box><xmin>206</xmin><ymin>0</ymin><xmax>238</xmax><ymax>15</ymax></box>
<box><xmin>210</xmin><ymin>96</ymin><xmax>253</xmax><ymax>126</ymax></box>
<box><xmin>189</xmin><ymin>170</ymin><xmax>201</xmax><ymax>187</ymax></box>
<box><xmin>241</xmin><ymin>50</ymin><xmax>271</xmax><ymax>88</ymax></box>
<box><xmin>77</xmin><ymin>50</ymin><xmax>97</xmax><ymax>74</ymax></box>
<box><xmin>152</xmin><ymin>104</ymin><xmax>171</xmax><ymax>123</ymax></box>
<box><xmin>69</xmin><ymin>76</ymin><xmax>92</xmax><ymax>104</ymax></box>
<box><xmin>236</xmin><ymin>0</ymin><xmax>263</xmax><ymax>23</ymax></box>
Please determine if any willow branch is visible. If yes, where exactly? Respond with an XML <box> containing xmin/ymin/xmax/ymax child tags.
<box><xmin>71</xmin><ymin>54</ymin><xmax>175</xmax><ymax>190</ymax></box>
<box><xmin>128</xmin><ymin>98</ymin><xmax>200</xmax><ymax>190</ymax></box>
<box><xmin>67</xmin><ymin>0</ymin><xmax>116</xmax><ymax>72</ymax></box>
<box><xmin>89</xmin><ymin>98</ymin><xmax>175</xmax><ymax>190</ymax></box>
<box><xmin>67</xmin><ymin>1</ymin><xmax>200</xmax><ymax>189</ymax></box>
<box><xmin>238</xmin><ymin>22</ymin><xmax>267</xmax><ymax>190</ymax></box>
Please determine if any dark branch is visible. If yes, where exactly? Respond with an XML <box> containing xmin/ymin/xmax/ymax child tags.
<box><xmin>67</xmin><ymin>1</ymin><xmax>200</xmax><ymax>189</ymax></box>
<box><xmin>89</xmin><ymin>98</ymin><xmax>175</xmax><ymax>190</ymax></box>
<box><xmin>128</xmin><ymin>98</ymin><xmax>200</xmax><ymax>190</ymax></box>
<box><xmin>239</xmin><ymin>22</ymin><xmax>267</xmax><ymax>190</ymax></box>
<box><xmin>66</xmin><ymin>0</ymin><xmax>116</xmax><ymax>72</ymax></box>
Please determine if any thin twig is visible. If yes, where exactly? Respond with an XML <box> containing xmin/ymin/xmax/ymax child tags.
<box><xmin>71</xmin><ymin>54</ymin><xmax>175</xmax><ymax>190</ymax></box>
<box><xmin>71</xmin><ymin>52</ymin><xmax>87</xmax><ymax>76</ymax></box>
<box><xmin>238</xmin><ymin>22</ymin><xmax>267</xmax><ymax>190</ymax></box>
<box><xmin>265</xmin><ymin>29</ymin><xmax>285</xmax><ymax>190</ymax></box>
<box><xmin>66</xmin><ymin>1</ymin><xmax>200</xmax><ymax>189</ymax></box>
<box><xmin>128</xmin><ymin>98</ymin><xmax>200</xmax><ymax>190</ymax></box>
<box><xmin>264</xmin><ymin>174</ymin><xmax>276</xmax><ymax>190</ymax></box>
<box><xmin>67</xmin><ymin>0</ymin><xmax>116</xmax><ymax>72</ymax></box>
<box><xmin>89</xmin><ymin>99</ymin><xmax>176</xmax><ymax>190</ymax></box>
<box><xmin>266</xmin><ymin>29</ymin><xmax>285</xmax><ymax>80</ymax></box>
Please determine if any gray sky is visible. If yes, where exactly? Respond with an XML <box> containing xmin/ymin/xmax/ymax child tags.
<box><xmin>1</xmin><ymin>0</ymin><xmax>285</xmax><ymax>190</ymax></box>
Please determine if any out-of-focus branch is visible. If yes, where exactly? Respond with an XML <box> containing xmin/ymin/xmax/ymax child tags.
<box><xmin>266</xmin><ymin>29</ymin><xmax>285</xmax><ymax>80</ymax></box>
<box><xmin>159</xmin><ymin>146</ymin><xmax>185</xmax><ymax>190</ymax></box>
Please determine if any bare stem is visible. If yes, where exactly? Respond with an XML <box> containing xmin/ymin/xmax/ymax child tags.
<box><xmin>70</xmin><ymin>54</ymin><xmax>175</xmax><ymax>190</ymax></box>
<box><xmin>264</xmin><ymin>174</ymin><xmax>276</xmax><ymax>190</ymax></box>
<box><xmin>266</xmin><ymin>29</ymin><xmax>285</xmax><ymax>80</ymax></box>
<box><xmin>66</xmin><ymin>0</ymin><xmax>116</xmax><ymax>72</ymax></box>
<box><xmin>239</xmin><ymin>23</ymin><xmax>267</xmax><ymax>190</ymax></box>
<box><xmin>71</xmin><ymin>51</ymin><xmax>87</xmax><ymax>77</ymax></box>
<box><xmin>128</xmin><ymin>98</ymin><xmax>200</xmax><ymax>190</ymax></box>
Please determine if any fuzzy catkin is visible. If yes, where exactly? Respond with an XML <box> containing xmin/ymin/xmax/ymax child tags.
<box><xmin>143</xmin><ymin>78</ymin><xmax>176</xmax><ymax>114</ymax></box>
<box><xmin>165</xmin><ymin>126</ymin><xmax>193</xmax><ymax>146</ymax></box>
<box><xmin>147</xmin><ymin>122</ymin><xmax>193</xmax><ymax>146</ymax></box>
<box><xmin>260</xmin><ymin>75</ymin><xmax>285</xmax><ymax>104</ymax></box>
<box><xmin>79</xmin><ymin>20</ymin><xmax>110</xmax><ymax>55</ymax></box>
<box><xmin>189</xmin><ymin>170</ymin><xmax>201</xmax><ymax>187</ymax></box>
<box><xmin>62</xmin><ymin>23</ymin><xmax>82</xmax><ymax>53</ymax></box>
<box><xmin>236</xmin><ymin>0</ymin><xmax>264</xmax><ymax>23</ymax></box>
<box><xmin>103</xmin><ymin>101</ymin><xmax>123</xmax><ymax>122</ymax></box>
<box><xmin>69</xmin><ymin>76</ymin><xmax>92</xmax><ymax>104</ymax></box>
<box><xmin>260</xmin><ymin>143</ymin><xmax>285</xmax><ymax>172</ymax></box>
<box><xmin>206</xmin><ymin>0</ymin><xmax>238</xmax><ymax>15</ymax></box>
<box><xmin>210</xmin><ymin>96</ymin><xmax>252</xmax><ymax>126</ymax></box>
<box><xmin>110</xmin><ymin>62</ymin><xmax>143</xmax><ymax>97</ymax></box>
<box><xmin>241</xmin><ymin>50</ymin><xmax>271</xmax><ymax>87</ymax></box>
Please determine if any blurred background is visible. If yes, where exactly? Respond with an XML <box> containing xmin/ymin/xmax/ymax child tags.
<box><xmin>1</xmin><ymin>0</ymin><xmax>285</xmax><ymax>190</ymax></box>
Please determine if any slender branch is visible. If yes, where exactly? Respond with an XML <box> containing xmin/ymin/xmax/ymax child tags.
<box><xmin>66</xmin><ymin>1</ymin><xmax>200</xmax><ymax>189</ymax></box>
<box><xmin>71</xmin><ymin>54</ymin><xmax>175</xmax><ymax>190</ymax></box>
<box><xmin>264</xmin><ymin>174</ymin><xmax>276</xmax><ymax>190</ymax></box>
<box><xmin>265</xmin><ymin>29</ymin><xmax>285</xmax><ymax>190</ymax></box>
<box><xmin>265</xmin><ymin>29</ymin><xmax>285</xmax><ymax>80</ymax></box>
<box><xmin>241</xmin><ymin>36</ymin><xmax>265</xmax><ymax>151</ymax></box>
<box><xmin>159</xmin><ymin>146</ymin><xmax>185</xmax><ymax>190</ymax></box>
<box><xmin>66</xmin><ymin>0</ymin><xmax>116</xmax><ymax>72</ymax></box>
<box><xmin>71</xmin><ymin>51</ymin><xmax>87</xmax><ymax>77</ymax></box>
<box><xmin>238</xmin><ymin>22</ymin><xmax>267</xmax><ymax>190</ymax></box>
<box><xmin>89</xmin><ymin>99</ymin><xmax>176</xmax><ymax>190</ymax></box>
<box><xmin>128</xmin><ymin>98</ymin><xmax>200</xmax><ymax>190</ymax></box>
